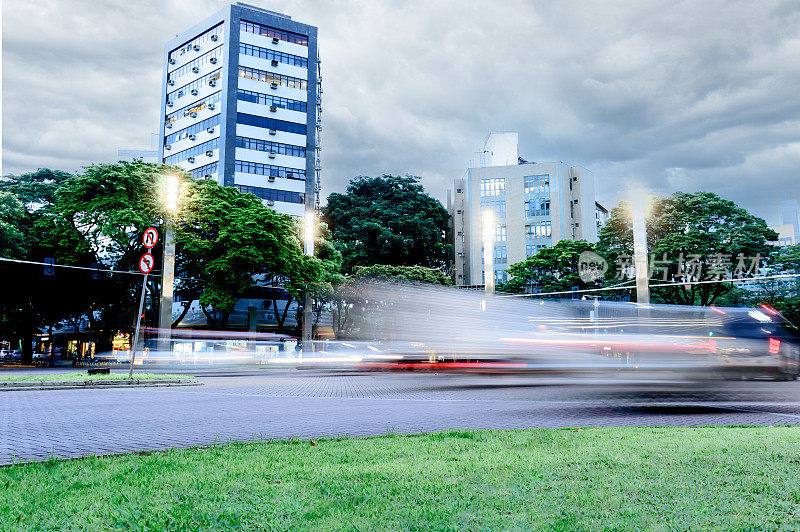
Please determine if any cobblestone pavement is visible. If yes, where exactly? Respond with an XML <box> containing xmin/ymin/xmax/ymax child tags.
<box><xmin>1</xmin><ymin>370</ymin><xmax>799</xmax><ymax>464</ymax></box>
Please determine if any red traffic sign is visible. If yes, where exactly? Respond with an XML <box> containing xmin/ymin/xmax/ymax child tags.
<box><xmin>143</xmin><ymin>227</ymin><xmax>159</xmax><ymax>249</ymax></box>
<box><xmin>138</xmin><ymin>253</ymin><xmax>155</xmax><ymax>274</ymax></box>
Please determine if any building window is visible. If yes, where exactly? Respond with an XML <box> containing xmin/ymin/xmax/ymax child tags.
<box><xmin>167</xmin><ymin>70</ymin><xmax>222</xmax><ymax>105</ymax></box>
<box><xmin>165</xmin><ymin>114</ymin><xmax>221</xmax><ymax>145</ymax></box>
<box><xmin>525</xmin><ymin>199</ymin><xmax>550</xmax><ymax>217</ymax></box>
<box><xmin>235</xmin><ymin>184</ymin><xmax>305</xmax><ymax>204</ymax></box>
<box><xmin>165</xmin><ymin>91</ymin><xmax>222</xmax><ymax>125</ymax></box>
<box><xmin>526</xmin><ymin>244</ymin><xmax>547</xmax><ymax>257</ymax></box>
<box><xmin>168</xmin><ymin>24</ymin><xmax>224</xmax><ymax>62</ymax></box>
<box><xmin>239</xmin><ymin>66</ymin><xmax>307</xmax><ymax>90</ymax></box>
<box><xmin>494</xmin><ymin>245</ymin><xmax>507</xmax><ymax>265</ymax></box>
<box><xmin>189</xmin><ymin>162</ymin><xmax>218</xmax><ymax>179</ymax></box>
<box><xmin>481</xmin><ymin>198</ymin><xmax>506</xmax><ymax>219</ymax></box>
<box><xmin>237</xmin><ymin>89</ymin><xmax>307</xmax><ymax>112</ymax></box>
<box><xmin>525</xmin><ymin>220</ymin><xmax>552</xmax><ymax>238</ymax></box>
<box><xmin>239</xmin><ymin>43</ymin><xmax>308</xmax><ymax>68</ymax></box>
<box><xmin>237</xmin><ymin>112</ymin><xmax>307</xmax><ymax>135</ymax></box>
<box><xmin>240</xmin><ymin>20</ymin><xmax>309</xmax><ymax>47</ymax></box>
<box><xmin>168</xmin><ymin>45</ymin><xmax>224</xmax><ymax>83</ymax></box>
<box><xmin>236</xmin><ymin>136</ymin><xmax>306</xmax><ymax>158</ymax></box>
<box><xmin>164</xmin><ymin>137</ymin><xmax>220</xmax><ymax>165</ymax></box>
<box><xmin>495</xmin><ymin>225</ymin><xmax>506</xmax><ymax>242</ymax></box>
<box><xmin>494</xmin><ymin>270</ymin><xmax>507</xmax><ymax>283</ymax></box>
<box><xmin>480</xmin><ymin>178</ymin><xmax>505</xmax><ymax>197</ymax></box>
<box><xmin>234</xmin><ymin>160</ymin><xmax>306</xmax><ymax>180</ymax></box>
<box><xmin>524</xmin><ymin>174</ymin><xmax>550</xmax><ymax>195</ymax></box>
<box><xmin>456</xmin><ymin>188</ymin><xmax>462</xmax><ymax>194</ymax></box>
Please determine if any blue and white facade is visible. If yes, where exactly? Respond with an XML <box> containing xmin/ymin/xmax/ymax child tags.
<box><xmin>158</xmin><ymin>2</ymin><xmax>320</xmax><ymax>217</ymax></box>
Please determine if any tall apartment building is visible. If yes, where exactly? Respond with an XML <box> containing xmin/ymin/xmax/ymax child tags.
<box><xmin>449</xmin><ymin>132</ymin><xmax>604</xmax><ymax>287</ymax></box>
<box><xmin>158</xmin><ymin>2</ymin><xmax>320</xmax><ymax>217</ymax></box>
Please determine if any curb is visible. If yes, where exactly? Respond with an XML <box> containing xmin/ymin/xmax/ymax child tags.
<box><xmin>0</xmin><ymin>379</ymin><xmax>201</xmax><ymax>391</ymax></box>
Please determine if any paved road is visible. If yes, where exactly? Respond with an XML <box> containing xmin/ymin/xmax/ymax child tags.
<box><xmin>1</xmin><ymin>370</ymin><xmax>799</xmax><ymax>464</ymax></box>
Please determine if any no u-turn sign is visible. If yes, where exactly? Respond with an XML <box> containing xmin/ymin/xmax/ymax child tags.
<box><xmin>139</xmin><ymin>253</ymin><xmax>155</xmax><ymax>274</ymax></box>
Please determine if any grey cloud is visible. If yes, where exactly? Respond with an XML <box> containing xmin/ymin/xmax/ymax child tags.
<box><xmin>3</xmin><ymin>0</ymin><xmax>799</xmax><ymax>225</ymax></box>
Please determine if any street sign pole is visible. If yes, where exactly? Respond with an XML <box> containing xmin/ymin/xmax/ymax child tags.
<box><xmin>128</xmin><ymin>273</ymin><xmax>148</xmax><ymax>379</ymax></box>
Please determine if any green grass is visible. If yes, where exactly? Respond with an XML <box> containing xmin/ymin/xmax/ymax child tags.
<box><xmin>2</xmin><ymin>426</ymin><xmax>800</xmax><ymax>530</ymax></box>
<box><xmin>0</xmin><ymin>372</ymin><xmax>193</xmax><ymax>383</ymax></box>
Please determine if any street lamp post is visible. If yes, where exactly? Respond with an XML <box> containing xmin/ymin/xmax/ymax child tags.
<box><xmin>302</xmin><ymin>211</ymin><xmax>315</xmax><ymax>352</ymax></box>
<box><xmin>482</xmin><ymin>209</ymin><xmax>495</xmax><ymax>295</ymax></box>
<box><xmin>158</xmin><ymin>175</ymin><xmax>179</xmax><ymax>353</ymax></box>
<box><xmin>630</xmin><ymin>190</ymin><xmax>650</xmax><ymax>304</ymax></box>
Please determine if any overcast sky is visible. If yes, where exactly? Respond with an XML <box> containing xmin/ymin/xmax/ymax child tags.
<box><xmin>3</xmin><ymin>0</ymin><xmax>800</xmax><ymax>224</ymax></box>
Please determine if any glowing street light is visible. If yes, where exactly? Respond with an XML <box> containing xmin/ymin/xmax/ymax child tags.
<box><xmin>159</xmin><ymin>174</ymin><xmax>181</xmax><ymax>352</ymax></box>
<box><xmin>482</xmin><ymin>209</ymin><xmax>495</xmax><ymax>295</ymax></box>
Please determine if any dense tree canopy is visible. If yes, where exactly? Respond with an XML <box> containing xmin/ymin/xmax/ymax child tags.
<box><xmin>352</xmin><ymin>264</ymin><xmax>453</xmax><ymax>285</ymax></box>
<box><xmin>498</xmin><ymin>240</ymin><xmax>600</xmax><ymax>295</ymax></box>
<box><xmin>598</xmin><ymin>191</ymin><xmax>779</xmax><ymax>305</ymax></box>
<box><xmin>0</xmin><ymin>162</ymin><xmax>329</xmax><ymax>353</ymax></box>
<box><xmin>323</xmin><ymin>175</ymin><xmax>450</xmax><ymax>271</ymax></box>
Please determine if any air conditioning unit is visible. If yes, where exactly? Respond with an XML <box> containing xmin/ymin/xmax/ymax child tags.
<box><xmin>192</xmin><ymin>66</ymin><xmax>199</xmax><ymax>74</ymax></box>
<box><xmin>268</xmin><ymin>129</ymin><xmax>277</xmax><ymax>135</ymax></box>
<box><xmin>271</xmin><ymin>60</ymin><xmax>278</xmax><ymax>67</ymax></box>
<box><xmin>209</xmin><ymin>79</ymin><xmax>217</xmax><ymax>87</ymax></box>
<box><xmin>268</xmin><ymin>152</ymin><xmax>276</xmax><ymax>159</ymax></box>
<box><xmin>168</xmin><ymin>79</ymin><xmax>175</xmax><ymax>86</ymax></box>
<box><xmin>188</xmin><ymin>157</ymin><xmax>195</xmax><ymax>163</ymax></box>
<box><xmin>207</xmin><ymin>103</ymin><xmax>215</xmax><ymax>110</ymax></box>
<box><xmin>188</xmin><ymin>134</ymin><xmax>196</xmax><ymax>141</ymax></box>
<box><xmin>272</xmin><ymin>37</ymin><xmax>279</xmax><ymax>44</ymax></box>
<box><xmin>209</xmin><ymin>57</ymin><xmax>218</xmax><ymax>64</ymax></box>
<box><xmin>206</xmin><ymin>150</ymin><xmax>213</xmax><ymax>157</ymax></box>
<box><xmin>269</xmin><ymin>105</ymin><xmax>277</xmax><ymax>112</ymax></box>
<box><xmin>267</xmin><ymin>199</ymin><xmax>275</xmax><ymax>206</ymax></box>
<box><xmin>169</xmin><ymin>58</ymin><xmax>176</xmax><ymax>65</ymax></box>
<box><xmin>190</xmin><ymin>88</ymin><xmax>198</xmax><ymax>96</ymax></box>
<box><xmin>166</xmin><ymin>101</ymin><xmax>174</xmax><ymax>107</ymax></box>
<box><xmin>193</xmin><ymin>44</ymin><xmax>201</xmax><ymax>51</ymax></box>
<box><xmin>268</xmin><ymin>176</ymin><xmax>276</xmax><ymax>182</ymax></box>
<box><xmin>189</xmin><ymin>112</ymin><xmax>198</xmax><ymax>118</ymax></box>
<box><xmin>210</xmin><ymin>34</ymin><xmax>219</xmax><ymax>42</ymax></box>
<box><xmin>165</xmin><ymin>145</ymin><xmax>171</xmax><ymax>151</ymax></box>
<box><xmin>165</xmin><ymin>123</ymin><xmax>173</xmax><ymax>129</ymax></box>
<box><xmin>270</xmin><ymin>83</ymin><xmax>278</xmax><ymax>90</ymax></box>
<box><xmin>206</xmin><ymin>126</ymin><xmax>215</xmax><ymax>134</ymax></box>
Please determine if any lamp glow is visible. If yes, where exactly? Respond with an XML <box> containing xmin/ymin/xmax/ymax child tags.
<box><xmin>304</xmin><ymin>211</ymin><xmax>315</xmax><ymax>256</ymax></box>
<box><xmin>165</xmin><ymin>175</ymin><xmax>180</xmax><ymax>212</ymax></box>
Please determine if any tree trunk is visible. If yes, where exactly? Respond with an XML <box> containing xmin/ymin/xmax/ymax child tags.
<box><xmin>172</xmin><ymin>299</ymin><xmax>193</xmax><ymax>328</ymax></box>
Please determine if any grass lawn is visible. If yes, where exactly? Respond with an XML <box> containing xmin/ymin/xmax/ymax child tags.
<box><xmin>1</xmin><ymin>426</ymin><xmax>799</xmax><ymax>530</ymax></box>
<box><xmin>0</xmin><ymin>372</ymin><xmax>193</xmax><ymax>383</ymax></box>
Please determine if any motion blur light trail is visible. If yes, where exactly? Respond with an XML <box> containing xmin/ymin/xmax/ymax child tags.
<box><xmin>100</xmin><ymin>282</ymin><xmax>799</xmax><ymax>385</ymax></box>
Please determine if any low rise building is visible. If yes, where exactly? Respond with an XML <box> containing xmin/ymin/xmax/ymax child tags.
<box><xmin>449</xmin><ymin>132</ymin><xmax>603</xmax><ymax>286</ymax></box>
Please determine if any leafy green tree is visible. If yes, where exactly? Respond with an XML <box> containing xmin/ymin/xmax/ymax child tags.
<box><xmin>352</xmin><ymin>264</ymin><xmax>452</xmax><ymax>285</ymax></box>
<box><xmin>598</xmin><ymin>192</ymin><xmax>778</xmax><ymax>306</ymax></box>
<box><xmin>323</xmin><ymin>175</ymin><xmax>450</xmax><ymax>271</ymax></box>
<box><xmin>175</xmin><ymin>178</ymin><xmax>321</xmax><ymax>329</ymax></box>
<box><xmin>0</xmin><ymin>192</ymin><xmax>26</xmax><ymax>258</ymax></box>
<box><xmin>499</xmin><ymin>240</ymin><xmax>600</xmax><ymax>295</ymax></box>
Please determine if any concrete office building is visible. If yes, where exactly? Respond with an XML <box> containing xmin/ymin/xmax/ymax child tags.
<box><xmin>449</xmin><ymin>132</ymin><xmax>604</xmax><ymax>287</ymax></box>
<box><xmin>769</xmin><ymin>199</ymin><xmax>800</xmax><ymax>248</ymax></box>
<box><xmin>158</xmin><ymin>2</ymin><xmax>321</xmax><ymax>217</ymax></box>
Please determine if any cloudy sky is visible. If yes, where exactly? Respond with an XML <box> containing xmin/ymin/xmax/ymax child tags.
<box><xmin>3</xmin><ymin>0</ymin><xmax>800</xmax><ymax>224</ymax></box>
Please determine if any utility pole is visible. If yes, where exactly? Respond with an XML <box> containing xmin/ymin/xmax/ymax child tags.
<box><xmin>158</xmin><ymin>175</ymin><xmax>180</xmax><ymax>353</ymax></box>
<box><xmin>631</xmin><ymin>190</ymin><xmax>650</xmax><ymax>304</ymax></box>
<box><xmin>482</xmin><ymin>209</ymin><xmax>495</xmax><ymax>295</ymax></box>
<box><xmin>302</xmin><ymin>211</ymin><xmax>315</xmax><ymax>353</ymax></box>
